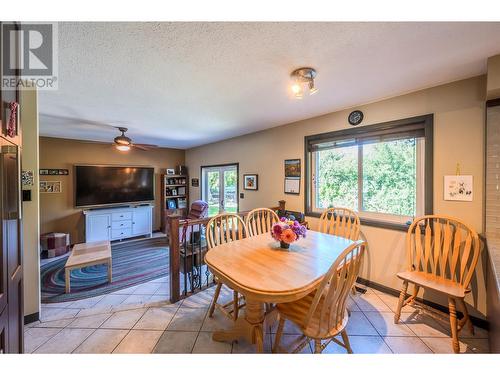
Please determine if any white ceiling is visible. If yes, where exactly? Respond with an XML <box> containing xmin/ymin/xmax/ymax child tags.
<box><xmin>39</xmin><ymin>22</ymin><xmax>500</xmax><ymax>149</ymax></box>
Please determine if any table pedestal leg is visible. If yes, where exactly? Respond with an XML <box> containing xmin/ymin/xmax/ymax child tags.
<box><xmin>212</xmin><ymin>298</ymin><xmax>265</xmax><ymax>353</ymax></box>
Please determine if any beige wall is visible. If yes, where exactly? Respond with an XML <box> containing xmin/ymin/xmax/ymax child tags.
<box><xmin>21</xmin><ymin>86</ymin><xmax>40</xmax><ymax>318</ymax></box>
<box><xmin>39</xmin><ymin>137</ymin><xmax>185</xmax><ymax>244</ymax></box>
<box><xmin>186</xmin><ymin>76</ymin><xmax>487</xmax><ymax>317</ymax></box>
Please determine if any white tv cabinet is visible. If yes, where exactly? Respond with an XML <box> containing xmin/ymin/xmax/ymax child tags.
<box><xmin>83</xmin><ymin>205</ymin><xmax>153</xmax><ymax>243</ymax></box>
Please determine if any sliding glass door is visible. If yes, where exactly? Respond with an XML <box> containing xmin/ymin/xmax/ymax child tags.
<box><xmin>201</xmin><ymin>164</ymin><xmax>238</xmax><ymax>216</ymax></box>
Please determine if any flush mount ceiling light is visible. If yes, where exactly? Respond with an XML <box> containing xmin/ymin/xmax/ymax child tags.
<box><xmin>290</xmin><ymin>67</ymin><xmax>318</xmax><ymax>99</ymax></box>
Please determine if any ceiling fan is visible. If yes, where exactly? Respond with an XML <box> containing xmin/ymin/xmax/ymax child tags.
<box><xmin>112</xmin><ymin>127</ymin><xmax>157</xmax><ymax>152</ymax></box>
<box><xmin>39</xmin><ymin>114</ymin><xmax>158</xmax><ymax>152</ymax></box>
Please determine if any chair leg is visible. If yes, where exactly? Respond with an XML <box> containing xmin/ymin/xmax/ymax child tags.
<box><xmin>448</xmin><ymin>297</ymin><xmax>460</xmax><ymax>354</ymax></box>
<box><xmin>233</xmin><ymin>291</ymin><xmax>239</xmax><ymax>320</ymax></box>
<box><xmin>410</xmin><ymin>284</ymin><xmax>420</xmax><ymax>302</ymax></box>
<box><xmin>273</xmin><ymin>317</ymin><xmax>285</xmax><ymax>353</ymax></box>
<box><xmin>394</xmin><ymin>280</ymin><xmax>408</xmax><ymax>324</ymax></box>
<box><xmin>314</xmin><ymin>339</ymin><xmax>322</xmax><ymax>354</ymax></box>
<box><xmin>208</xmin><ymin>282</ymin><xmax>222</xmax><ymax>318</ymax></box>
<box><xmin>458</xmin><ymin>298</ymin><xmax>474</xmax><ymax>335</ymax></box>
<box><xmin>341</xmin><ymin>330</ymin><xmax>353</xmax><ymax>354</ymax></box>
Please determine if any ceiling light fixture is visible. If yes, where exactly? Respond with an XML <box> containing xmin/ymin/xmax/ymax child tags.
<box><xmin>114</xmin><ymin>127</ymin><xmax>132</xmax><ymax>151</ymax></box>
<box><xmin>115</xmin><ymin>144</ymin><xmax>131</xmax><ymax>151</ymax></box>
<box><xmin>290</xmin><ymin>67</ymin><xmax>318</xmax><ymax>99</ymax></box>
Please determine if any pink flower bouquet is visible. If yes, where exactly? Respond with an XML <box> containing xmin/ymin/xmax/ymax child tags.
<box><xmin>271</xmin><ymin>217</ymin><xmax>307</xmax><ymax>249</ymax></box>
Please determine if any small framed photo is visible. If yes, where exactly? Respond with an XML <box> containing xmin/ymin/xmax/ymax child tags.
<box><xmin>444</xmin><ymin>175</ymin><xmax>473</xmax><ymax>201</ymax></box>
<box><xmin>22</xmin><ymin>170</ymin><xmax>34</xmax><ymax>186</ymax></box>
<box><xmin>166</xmin><ymin>168</ymin><xmax>175</xmax><ymax>175</ymax></box>
<box><xmin>40</xmin><ymin>169</ymin><xmax>49</xmax><ymax>175</ymax></box>
<box><xmin>243</xmin><ymin>174</ymin><xmax>258</xmax><ymax>190</ymax></box>
<box><xmin>191</xmin><ymin>178</ymin><xmax>199</xmax><ymax>187</ymax></box>
<box><xmin>285</xmin><ymin>159</ymin><xmax>301</xmax><ymax>178</ymax></box>
<box><xmin>167</xmin><ymin>199</ymin><xmax>177</xmax><ymax>209</ymax></box>
<box><xmin>40</xmin><ymin>181</ymin><xmax>62</xmax><ymax>193</ymax></box>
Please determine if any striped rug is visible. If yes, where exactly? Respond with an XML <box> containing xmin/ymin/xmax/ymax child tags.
<box><xmin>41</xmin><ymin>237</ymin><xmax>169</xmax><ymax>303</ymax></box>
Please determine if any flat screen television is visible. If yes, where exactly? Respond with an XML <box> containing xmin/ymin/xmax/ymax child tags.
<box><xmin>75</xmin><ymin>165</ymin><xmax>155</xmax><ymax>207</ymax></box>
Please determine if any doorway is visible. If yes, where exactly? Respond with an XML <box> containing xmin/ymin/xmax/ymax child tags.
<box><xmin>201</xmin><ymin>164</ymin><xmax>239</xmax><ymax>216</ymax></box>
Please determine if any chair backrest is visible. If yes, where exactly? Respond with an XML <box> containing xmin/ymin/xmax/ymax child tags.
<box><xmin>304</xmin><ymin>241</ymin><xmax>366</xmax><ymax>337</ymax></box>
<box><xmin>187</xmin><ymin>200</ymin><xmax>209</xmax><ymax>219</ymax></box>
<box><xmin>317</xmin><ymin>207</ymin><xmax>360</xmax><ymax>240</ymax></box>
<box><xmin>206</xmin><ymin>213</ymin><xmax>247</xmax><ymax>249</ymax></box>
<box><xmin>245</xmin><ymin>208</ymin><xmax>280</xmax><ymax>237</ymax></box>
<box><xmin>406</xmin><ymin>215</ymin><xmax>480</xmax><ymax>288</ymax></box>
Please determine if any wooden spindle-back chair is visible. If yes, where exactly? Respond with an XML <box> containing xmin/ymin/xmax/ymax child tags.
<box><xmin>318</xmin><ymin>207</ymin><xmax>362</xmax><ymax>295</ymax></box>
<box><xmin>206</xmin><ymin>213</ymin><xmax>247</xmax><ymax>320</ymax></box>
<box><xmin>318</xmin><ymin>207</ymin><xmax>360</xmax><ymax>241</ymax></box>
<box><xmin>273</xmin><ymin>241</ymin><xmax>366</xmax><ymax>353</ymax></box>
<box><xmin>394</xmin><ymin>215</ymin><xmax>481</xmax><ymax>353</ymax></box>
<box><xmin>245</xmin><ymin>208</ymin><xmax>280</xmax><ymax>237</ymax></box>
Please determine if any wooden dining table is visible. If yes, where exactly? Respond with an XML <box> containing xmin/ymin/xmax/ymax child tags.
<box><xmin>204</xmin><ymin>230</ymin><xmax>357</xmax><ymax>353</ymax></box>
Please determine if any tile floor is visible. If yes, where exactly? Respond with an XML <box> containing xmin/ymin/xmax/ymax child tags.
<box><xmin>26</xmin><ymin>279</ymin><xmax>490</xmax><ymax>354</ymax></box>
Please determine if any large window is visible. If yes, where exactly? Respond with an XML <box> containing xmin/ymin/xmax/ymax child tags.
<box><xmin>305</xmin><ymin>115</ymin><xmax>433</xmax><ymax>229</ymax></box>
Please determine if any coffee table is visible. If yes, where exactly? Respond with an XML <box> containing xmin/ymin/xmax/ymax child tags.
<box><xmin>64</xmin><ymin>240</ymin><xmax>112</xmax><ymax>293</ymax></box>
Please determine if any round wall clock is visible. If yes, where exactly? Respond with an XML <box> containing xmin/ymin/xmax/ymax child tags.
<box><xmin>348</xmin><ymin>110</ymin><xmax>363</xmax><ymax>126</ymax></box>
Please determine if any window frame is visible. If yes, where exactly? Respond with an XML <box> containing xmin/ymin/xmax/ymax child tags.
<box><xmin>304</xmin><ymin>114</ymin><xmax>433</xmax><ymax>231</ymax></box>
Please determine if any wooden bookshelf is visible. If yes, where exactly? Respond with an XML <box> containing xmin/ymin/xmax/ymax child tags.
<box><xmin>161</xmin><ymin>174</ymin><xmax>189</xmax><ymax>233</ymax></box>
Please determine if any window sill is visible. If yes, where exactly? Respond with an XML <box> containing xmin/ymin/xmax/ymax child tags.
<box><xmin>305</xmin><ymin>211</ymin><xmax>411</xmax><ymax>232</ymax></box>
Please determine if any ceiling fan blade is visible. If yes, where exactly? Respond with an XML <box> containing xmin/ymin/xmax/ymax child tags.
<box><xmin>132</xmin><ymin>144</ymin><xmax>151</xmax><ymax>151</ymax></box>
<box><xmin>134</xmin><ymin>143</ymin><xmax>158</xmax><ymax>148</ymax></box>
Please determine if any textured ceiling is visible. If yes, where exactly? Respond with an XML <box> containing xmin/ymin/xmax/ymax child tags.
<box><xmin>39</xmin><ymin>22</ymin><xmax>500</xmax><ymax>149</ymax></box>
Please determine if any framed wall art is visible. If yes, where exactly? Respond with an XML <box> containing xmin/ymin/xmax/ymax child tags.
<box><xmin>40</xmin><ymin>181</ymin><xmax>62</xmax><ymax>193</ymax></box>
<box><xmin>444</xmin><ymin>175</ymin><xmax>473</xmax><ymax>201</ymax></box>
<box><xmin>285</xmin><ymin>159</ymin><xmax>301</xmax><ymax>177</ymax></box>
<box><xmin>243</xmin><ymin>174</ymin><xmax>258</xmax><ymax>190</ymax></box>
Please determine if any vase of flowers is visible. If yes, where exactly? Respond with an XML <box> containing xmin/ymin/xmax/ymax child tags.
<box><xmin>271</xmin><ymin>217</ymin><xmax>307</xmax><ymax>249</ymax></box>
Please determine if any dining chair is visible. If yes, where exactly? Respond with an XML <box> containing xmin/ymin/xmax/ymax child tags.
<box><xmin>394</xmin><ymin>215</ymin><xmax>481</xmax><ymax>353</ymax></box>
<box><xmin>317</xmin><ymin>207</ymin><xmax>360</xmax><ymax>241</ymax></box>
<box><xmin>318</xmin><ymin>207</ymin><xmax>362</xmax><ymax>296</ymax></box>
<box><xmin>273</xmin><ymin>241</ymin><xmax>366</xmax><ymax>353</ymax></box>
<box><xmin>245</xmin><ymin>208</ymin><xmax>280</xmax><ymax>237</ymax></box>
<box><xmin>206</xmin><ymin>213</ymin><xmax>247</xmax><ymax>321</ymax></box>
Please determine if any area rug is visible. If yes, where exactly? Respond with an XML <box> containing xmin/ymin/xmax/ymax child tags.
<box><xmin>41</xmin><ymin>238</ymin><xmax>169</xmax><ymax>303</ymax></box>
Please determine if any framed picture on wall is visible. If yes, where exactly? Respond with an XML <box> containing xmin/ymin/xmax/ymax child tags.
<box><xmin>40</xmin><ymin>181</ymin><xmax>62</xmax><ymax>193</ymax></box>
<box><xmin>285</xmin><ymin>159</ymin><xmax>301</xmax><ymax>177</ymax></box>
<box><xmin>444</xmin><ymin>175</ymin><xmax>473</xmax><ymax>201</ymax></box>
<box><xmin>284</xmin><ymin>177</ymin><xmax>300</xmax><ymax>194</ymax></box>
<box><xmin>243</xmin><ymin>174</ymin><xmax>258</xmax><ymax>190</ymax></box>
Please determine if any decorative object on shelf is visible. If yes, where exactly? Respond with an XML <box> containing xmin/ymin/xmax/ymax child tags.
<box><xmin>40</xmin><ymin>181</ymin><xmax>62</xmax><ymax>193</ymax></box>
<box><xmin>178</xmin><ymin>198</ymin><xmax>187</xmax><ymax>209</ymax></box>
<box><xmin>167</xmin><ymin>199</ymin><xmax>177</xmax><ymax>209</ymax></box>
<box><xmin>285</xmin><ymin>159</ymin><xmax>301</xmax><ymax>177</ymax></box>
<box><xmin>271</xmin><ymin>217</ymin><xmax>307</xmax><ymax>249</ymax></box>
<box><xmin>444</xmin><ymin>175</ymin><xmax>473</xmax><ymax>201</ymax></box>
<box><xmin>243</xmin><ymin>174</ymin><xmax>258</xmax><ymax>190</ymax></box>
<box><xmin>171</xmin><ymin>188</ymin><xmax>177</xmax><ymax>196</ymax></box>
<box><xmin>166</xmin><ymin>168</ymin><xmax>175</xmax><ymax>175</ymax></box>
<box><xmin>284</xmin><ymin>177</ymin><xmax>300</xmax><ymax>194</ymax></box>
<box><xmin>290</xmin><ymin>67</ymin><xmax>318</xmax><ymax>99</ymax></box>
<box><xmin>177</xmin><ymin>165</ymin><xmax>188</xmax><ymax>175</ymax></box>
<box><xmin>348</xmin><ymin>110</ymin><xmax>364</xmax><ymax>126</ymax></box>
<box><xmin>6</xmin><ymin>101</ymin><xmax>19</xmax><ymax>138</ymax></box>
<box><xmin>39</xmin><ymin>168</ymin><xmax>69</xmax><ymax>175</ymax></box>
<box><xmin>21</xmin><ymin>170</ymin><xmax>34</xmax><ymax>186</ymax></box>
<box><xmin>191</xmin><ymin>178</ymin><xmax>199</xmax><ymax>187</ymax></box>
